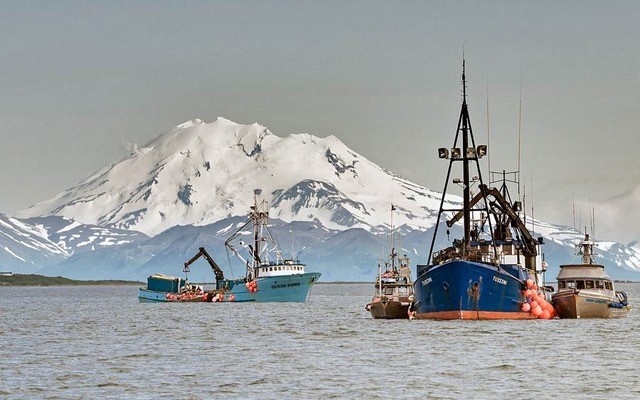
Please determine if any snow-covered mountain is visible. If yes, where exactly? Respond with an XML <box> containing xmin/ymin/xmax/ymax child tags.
<box><xmin>0</xmin><ymin>213</ymin><xmax>68</xmax><ymax>273</ymax></box>
<box><xmin>9</xmin><ymin>117</ymin><xmax>640</xmax><ymax>281</ymax></box>
<box><xmin>16</xmin><ymin>117</ymin><xmax>452</xmax><ymax>237</ymax></box>
<box><xmin>22</xmin><ymin>216</ymin><xmax>148</xmax><ymax>254</ymax></box>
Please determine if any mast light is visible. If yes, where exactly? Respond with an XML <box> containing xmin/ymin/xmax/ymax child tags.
<box><xmin>438</xmin><ymin>148</ymin><xmax>449</xmax><ymax>159</ymax></box>
<box><xmin>466</xmin><ymin>147</ymin><xmax>477</xmax><ymax>158</ymax></box>
<box><xmin>477</xmin><ymin>145</ymin><xmax>487</xmax><ymax>158</ymax></box>
<box><xmin>451</xmin><ymin>148</ymin><xmax>461</xmax><ymax>159</ymax></box>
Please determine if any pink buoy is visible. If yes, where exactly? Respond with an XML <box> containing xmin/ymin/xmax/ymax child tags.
<box><xmin>532</xmin><ymin>306</ymin><xmax>543</xmax><ymax>317</ymax></box>
<box><xmin>229</xmin><ymin>294</ymin><xmax>236</xmax><ymax>302</ymax></box>
<box><xmin>521</xmin><ymin>303</ymin><xmax>531</xmax><ymax>312</ymax></box>
<box><xmin>524</xmin><ymin>289</ymin><xmax>532</xmax><ymax>298</ymax></box>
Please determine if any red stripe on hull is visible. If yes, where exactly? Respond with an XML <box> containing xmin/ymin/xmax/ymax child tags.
<box><xmin>414</xmin><ymin>310</ymin><xmax>537</xmax><ymax>320</ymax></box>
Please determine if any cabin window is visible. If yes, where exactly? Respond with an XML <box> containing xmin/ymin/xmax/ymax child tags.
<box><xmin>595</xmin><ymin>280</ymin><xmax>604</xmax><ymax>289</ymax></box>
<box><xmin>558</xmin><ymin>281</ymin><xmax>566</xmax><ymax>289</ymax></box>
<box><xmin>398</xmin><ymin>286</ymin><xmax>409</xmax><ymax>295</ymax></box>
<box><xmin>576</xmin><ymin>280</ymin><xmax>585</xmax><ymax>289</ymax></box>
<box><xmin>383</xmin><ymin>288</ymin><xmax>394</xmax><ymax>295</ymax></box>
<box><xmin>605</xmin><ymin>281</ymin><xmax>613</xmax><ymax>290</ymax></box>
<box><xmin>566</xmin><ymin>281</ymin><xmax>576</xmax><ymax>289</ymax></box>
<box><xmin>585</xmin><ymin>280</ymin><xmax>594</xmax><ymax>289</ymax></box>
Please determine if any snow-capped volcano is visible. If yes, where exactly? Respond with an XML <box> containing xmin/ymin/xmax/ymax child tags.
<box><xmin>9</xmin><ymin>117</ymin><xmax>640</xmax><ymax>280</ymax></box>
<box><xmin>16</xmin><ymin>117</ymin><xmax>454</xmax><ymax>236</ymax></box>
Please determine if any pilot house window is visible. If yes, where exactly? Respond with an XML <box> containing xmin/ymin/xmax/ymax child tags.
<box><xmin>576</xmin><ymin>280</ymin><xmax>585</xmax><ymax>289</ymax></box>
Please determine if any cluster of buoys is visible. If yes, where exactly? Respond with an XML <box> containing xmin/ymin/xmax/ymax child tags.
<box><xmin>245</xmin><ymin>280</ymin><xmax>258</xmax><ymax>293</ymax></box>
<box><xmin>210</xmin><ymin>292</ymin><xmax>225</xmax><ymax>302</ymax></box>
<box><xmin>522</xmin><ymin>279</ymin><xmax>557</xmax><ymax>319</ymax></box>
<box><xmin>166</xmin><ymin>293</ymin><xmax>177</xmax><ymax>301</ymax></box>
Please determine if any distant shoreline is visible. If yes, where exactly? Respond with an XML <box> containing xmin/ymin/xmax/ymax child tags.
<box><xmin>0</xmin><ymin>274</ymin><xmax>142</xmax><ymax>287</ymax></box>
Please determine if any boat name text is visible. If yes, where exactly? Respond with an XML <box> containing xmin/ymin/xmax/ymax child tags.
<box><xmin>493</xmin><ymin>276</ymin><xmax>507</xmax><ymax>285</ymax></box>
<box><xmin>271</xmin><ymin>282</ymin><xmax>301</xmax><ymax>289</ymax></box>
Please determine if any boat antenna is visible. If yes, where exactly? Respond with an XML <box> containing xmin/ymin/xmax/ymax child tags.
<box><xmin>486</xmin><ymin>76</ymin><xmax>491</xmax><ymax>174</ymax></box>
<box><xmin>517</xmin><ymin>80</ymin><xmax>522</xmax><ymax>200</ymax></box>
<box><xmin>591</xmin><ymin>203</ymin><xmax>595</xmax><ymax>240</ymax></box>
<box><xmin>572</xmin><ymin>194</ymin><xmax>576</xmax><ymax>232</ymax></box>
<box><xmin>530</xmin><ymin>172</ymin><xmax>535</xmax><ymax>236</ymax></box>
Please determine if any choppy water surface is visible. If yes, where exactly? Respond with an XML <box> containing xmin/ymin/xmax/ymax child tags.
<box><xmin>1</xmin><ymin>283</ymin><xmax>639</xmax><ymax>399</ymax></box>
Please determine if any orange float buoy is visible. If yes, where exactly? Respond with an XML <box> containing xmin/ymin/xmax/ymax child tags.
<box><xmin>229</xmin><ymin>294</ymin><xmax>236</xmax><ymax>302</ymax></box>
<box><xmin>530</xmin><ymin>300</ymin><xmax>539</xmax><ymax>310</ymax></box>
<box><xmin>532</xmin><ymin>306</ymin><xmax>543</xmax><ymax>317</ymax></box>
<box><xmin>524</xmin><ymin>289</ymin><xmax>532</xmax><ymax>298</ymax></box>
<box><xmin>526</xmin><ymin>279</ymin><xmax>534</xmax><ymax>289</ymax></box>
<box><xmin>540</xmin><ymin>310</ymin><xmax>551</xmax><ymax>319</ymax></box>
<box><xmin>521</xmin><ymin>303</ymin><xmax>531</xmax><ymax>312</ymax></box>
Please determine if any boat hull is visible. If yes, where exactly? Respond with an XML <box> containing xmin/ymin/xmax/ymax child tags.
<box><xmin>138</xmin><ymin>288</ymin><xmax>174</xmax><ymax>303</ymax></box>
<box><xmin>552</xmin><ymin>290</ymin><xmax>631</xmax><ymax>319</ymax></box>
<box><xmin>412</xmin><ymin>260</ymin><xmax>534</xmax><ymax>320</ymax></box>
<box><xmin>367</xmin><ymin>300</ymin><xmax>410</xmax><ymax>319</ymax></box>
<box><xmin>139</xmin><ymin>273</ymin><xmax>321</xmax><ymax>303</ymax></box>
<box><xmin>222</xmin><ymin>272</ymin><xmax>321</xmax><ymax>302</ymax></box>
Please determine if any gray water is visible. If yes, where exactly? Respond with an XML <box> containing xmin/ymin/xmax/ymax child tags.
<box><xmin>1</xmin><ymin>283</ymin><xmax>639</xmax><ymax>399</ymax></box>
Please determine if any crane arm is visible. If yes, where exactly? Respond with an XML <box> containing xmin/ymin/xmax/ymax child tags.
<box><xmin>446</xmin><ymin>184</ymin><xmax>538</xmax><ymax>256</ymax></box>
<box><xmin>184</xmin><ymin>247</ymin><xmax>225</xmax><ymax>283</ymax></box>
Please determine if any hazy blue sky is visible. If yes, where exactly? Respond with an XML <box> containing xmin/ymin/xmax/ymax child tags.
<box><xmin>2</xmin><ymin>1</ymin><xmax>639</xmax><ymax>240</ymax></box>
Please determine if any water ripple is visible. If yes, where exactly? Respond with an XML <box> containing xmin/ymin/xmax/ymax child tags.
<box><xmin>1</xmin><ymin>283</ymin><xmax>639</xmax><ymax>399</ymax></box>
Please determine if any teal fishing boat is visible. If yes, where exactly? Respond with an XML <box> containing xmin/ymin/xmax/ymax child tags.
<box><xmin>138</xmin><ymin>189</ymin><xmax>321</xmax><ymax>303</ymax></box>
<box><xmin>219</xmin><ymin>189</ymin><xmax>321</xmax><ymax>302</ymax></box>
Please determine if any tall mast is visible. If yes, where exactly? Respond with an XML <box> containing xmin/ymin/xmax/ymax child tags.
<box><xmin>427</xmin><ymin>59</ymin><xmax>491</xmax><ymax>265</ymax></box>
<box><xmin>461</xmin><ymin>59</ymin><xmax>471</xmax><ymax>250</ymax></box>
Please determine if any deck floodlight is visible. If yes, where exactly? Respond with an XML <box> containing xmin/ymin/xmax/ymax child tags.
<box><xmin>438</xmin><ymin>147</ymin><xmax>449</xmax><ymax>159</ymax></box>
<box><xmin>451</xmin><ymin>148</ymin><xmax>461</xmax><ymax>159</ymax></box>
<box><xmin>477</xmin><ymin>145</ymin><xmax>487</xmax><ymax>158</ymax></box>
<box><xmin>513</xmin><ymin>201</ymin><xmax>522</xmax><ymax>212</ymax></box>
<box><xmin>466</xmin><ymin>147</ymin><xmax>476</xmax><ymax>158</ymax></box>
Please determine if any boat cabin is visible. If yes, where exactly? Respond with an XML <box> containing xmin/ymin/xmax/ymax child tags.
<box><xmin>381</xmin><ymin>283</ymin><xmax>412</xmax><ymax>297</ymax></box>
<box><xmin>558</xmin><ymin>278</ymin><xmax>614</xmax><ymax>291</ymax></box>
<box><xmin>256</xmin><ymin>259</ymin><xmax>306</xmax><ymax>278</ymax></box>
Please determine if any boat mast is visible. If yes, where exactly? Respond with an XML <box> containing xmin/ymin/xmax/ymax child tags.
<box><xmin>461</xmin><ymin>60</ymin><xmax>471</xmax><ymax>250</ymax></box>
<box><xmin>390</xmin><ymin>203</ymin><xmax>396</xmax><ymax>271</ymax></box>
<box><xmin>427</xmin><ymin>59</ymin><xmax>491</xmax><ymax>264</ymax></box>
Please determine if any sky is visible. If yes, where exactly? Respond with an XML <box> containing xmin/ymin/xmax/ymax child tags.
<box><xmin>1</xmin><ymin>1</ymin><xmax>639</xmax><ymax>243</ymax></box>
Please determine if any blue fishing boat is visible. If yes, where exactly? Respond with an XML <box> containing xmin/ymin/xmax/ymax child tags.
<box><xmin>411</xmin><ymin>60</ymin><xmax>546</xmax><ymax>320</ymax></box>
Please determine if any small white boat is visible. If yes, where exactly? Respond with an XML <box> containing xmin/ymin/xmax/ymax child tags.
<box><xmin>552</xmin><ymin>233</ymin><xmax>631</xmax><ymax>318</ymax></box>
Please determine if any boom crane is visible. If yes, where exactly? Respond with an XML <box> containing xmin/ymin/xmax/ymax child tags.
<box><xmin>183</xmin><ymin>247</ymin><xmax>225</xmax><ymax>289</ymax></box>
<box><xmin>446</xmin><ymin>183</ymin><xmax>540</xmax><ymax>271</ymax></box>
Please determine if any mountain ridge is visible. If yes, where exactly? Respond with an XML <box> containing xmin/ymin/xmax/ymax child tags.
<box><xmin>3</xmin><ymin>117</ymin><xmax>639</xmax><ymax>281</ymax></box>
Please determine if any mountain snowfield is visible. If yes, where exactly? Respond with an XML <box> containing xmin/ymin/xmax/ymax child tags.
<box><xmin>0</xmin><ymin>213</ymin><xmax>68</xmax><ymax>272</ymax></box>
<box><xmin>4</xmin><ymin>117</ymin><xmax>640</xmax><ymax>281</ymax></box>
<box><xmin>16</xmin><ymin>117</ymin><xmax>453</xmax><ymax>236</ymax></box>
